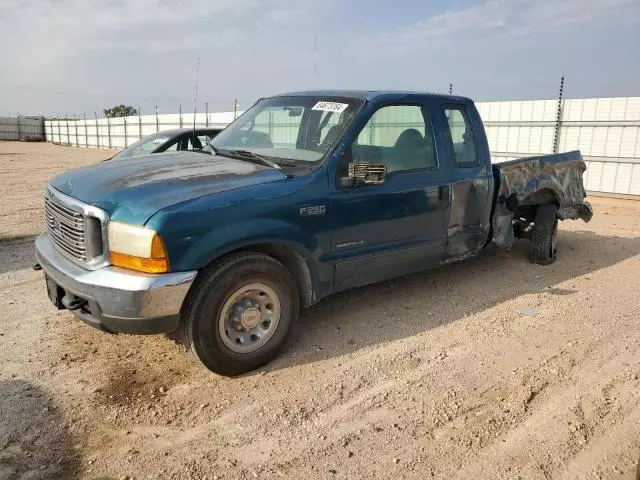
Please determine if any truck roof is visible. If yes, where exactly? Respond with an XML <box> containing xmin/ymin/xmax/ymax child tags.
<box><xmin>275</xmin><ymin>90</ymin><xmax>472</xmax><ymax>103</ymax></box>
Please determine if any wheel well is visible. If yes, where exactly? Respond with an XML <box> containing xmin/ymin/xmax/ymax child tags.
<box><xmin>515</xmin><ymin>188</ymin><xmax>560</xmax><ymax>222</ymax></box>
<box><xmin>216</xmin><ymin>243</ymin><xmax>315</xmax><ymax>308</ymax></box>
<box><xmin>521</xmin><ymin>188</ymin><xmax>560</xmax><ymax>207</ymax></box>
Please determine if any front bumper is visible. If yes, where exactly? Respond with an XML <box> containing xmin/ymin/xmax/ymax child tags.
<box><xmin>35</xmin><ymin>232</ymin><xmax>197</xmax><ymax>334</ymax></box>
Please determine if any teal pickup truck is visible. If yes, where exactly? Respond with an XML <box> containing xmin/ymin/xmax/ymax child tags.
<box><xmin>36</xmin><ymin>90</ymin><xmax>592</xmax><ymax>375</ymax></box>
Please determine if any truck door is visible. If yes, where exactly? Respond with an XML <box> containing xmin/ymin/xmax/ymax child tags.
<box><xmin>330</xmin><ymin>102</ymin><xmax>452</xmax><ymax>291</ymax></box>
<box><xmin>439</xmin><ymin>103</ymin><xmax>493</xmax><ymax>259</ymax></box>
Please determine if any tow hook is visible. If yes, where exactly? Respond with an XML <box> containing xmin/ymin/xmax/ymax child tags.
<box><xmin>33</xmin><ymin>263</ymin><xmax>42</xmax><ymax>271</ymax></box>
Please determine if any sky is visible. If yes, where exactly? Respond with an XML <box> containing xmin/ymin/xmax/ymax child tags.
<box><xmin>0</xmin><ymin>0</ymin><xmax>639</xmax><ymax>116</ymax></box>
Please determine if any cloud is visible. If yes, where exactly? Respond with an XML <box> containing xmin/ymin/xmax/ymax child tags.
<box><xmin>371</xmin><ymin>0</ymin><xmax>639</xmax><ymax>56</ymax></box>
<box><xmin>0</xmin><ymin>0</ymin><xmax>321</xmax><ymax>61</ymax></box>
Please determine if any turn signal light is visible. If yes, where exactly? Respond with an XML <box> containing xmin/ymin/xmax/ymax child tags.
<box><xmin>110</xmin><ymin>234</ymin><xmax>169</xmax><ymax>274</ymax></box>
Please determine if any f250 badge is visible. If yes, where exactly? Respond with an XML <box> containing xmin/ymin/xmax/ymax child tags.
<box><xmin>299</xmin><ymin>205</ymin><xmax>326</xmax><ymax>217</ymax></box>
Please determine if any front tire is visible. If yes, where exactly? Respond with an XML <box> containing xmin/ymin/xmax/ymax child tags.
<box><xmin>530</xmin><ymin>204</ymin><xmax>558</xmax><ymax>265</ymax></box>
<box><xmin>181</xmin><ymin>253</ymin><xmax>299</xmax><ymax>376</ymax></box>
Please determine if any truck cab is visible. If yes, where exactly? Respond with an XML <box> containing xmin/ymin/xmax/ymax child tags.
<box><xmin>322</xmin><ymin>92</ymin><xmax>493</xmax><ymax>290</ymax></box>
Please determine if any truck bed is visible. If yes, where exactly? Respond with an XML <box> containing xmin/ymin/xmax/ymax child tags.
<box><xmin>491</xmin><ymin>150</ymin><xmax>593</xmax><ymax>247</ymax></box>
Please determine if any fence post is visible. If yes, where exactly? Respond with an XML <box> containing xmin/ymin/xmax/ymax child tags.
<box><xmin>16</xmin><ymin>113</ymin><xmax>21</xmax><ymax>140</ymax></box>
<box><xmin>124</xmin><ymin>116</ymin><xmax>128</xmax><ymax>147</ymax></box>
<box><xmin>95</xmin><ymin>112</ymin><xmax>100</xmax><ymax>148</ymax></box>
<box><xmin>205</xmin><ymin>102</ymin><xmax>209</xmax><ymax>127</ymax></box>
<box><xmin>84</xmin><ymin>113</ymin><xmax>88</xmax><ymax>148</ymax></box>
<box><xmin>65</xmin><ymin>114</ymin><xmax>70</xmax><ymax>145</ymax></box>
<box><xmin>56</xmin><ymin>115</ymin><xmax>60</xmax><ymax>143</ymax></box>
<box><xmin>138</xmin><ymin>107</ymin><xmax>142</xmax><ymax>139</ymax></box>
<box><xmin>553</xmin><ymin>76</ymin><xmax>565</xmax><ymax>154</ymax></box>
<box><xmin>234</xmin><ymin>99</ymin><xmax>238</xmax><ymax>119</ymax></box>
<box><xmin>107</xmin><ymin>116</ymin><xmax>112</xmax><ymax>148</ymax></box>
<box><xmin>41</xmin><ymin>116</ymin><xmax>46</xmax><ymax>142</ymax></box>
<box><xmin>74</xmin><ymin>115</ymin><xmax>79</xmax><ymax>147</ymax></box>
<box><xmin>179</xmin><ymin>104</ymin><xmax>183</xmax><ymax>128</ymax></box>
<box><xmin>155</xmin><ymin>105</ymin><xmax>159</xmax><ymax>132</ymax></box>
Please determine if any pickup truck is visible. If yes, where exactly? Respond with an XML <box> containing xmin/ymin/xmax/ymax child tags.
<box><xmin>36</xmin><ymin>90</ymin><xmax>593</xmax><ymax>375</ymax></box>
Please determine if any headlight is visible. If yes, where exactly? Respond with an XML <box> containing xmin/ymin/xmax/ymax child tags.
<box><xmin>107</xmin><ymin>221</ymin><xmax>169</xmax><ymax>273</ymax></box>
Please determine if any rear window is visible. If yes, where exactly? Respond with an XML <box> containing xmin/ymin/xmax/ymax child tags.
<box><xmin>113</xmin><ymin>135</ymin><xmax>169</xmax><ymax>159</ymax></box>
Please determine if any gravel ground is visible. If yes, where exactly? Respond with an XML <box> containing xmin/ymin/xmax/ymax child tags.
<box><xmin>1</xmin><ymin>141</ymin><xmax>639</xmax><ymax>480</ymax></box>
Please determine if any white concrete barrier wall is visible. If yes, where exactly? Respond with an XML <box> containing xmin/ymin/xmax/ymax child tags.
<box><xmin>1</xmin><ymin>116</ymin><xmax>44</xmax><ymax>140</ymax></box>
<box><xmin>475</xmin><ymin>97</ymin><xmax>640</xmax><ymax>195</ymax></box>
<box><xmin>45</xmin><ymin>97</ymin><xmax>640</xmax><ymax>196</ymax></box>
<box><xmin>44</xmin><ymin>111</ymin><xmax>241</xmax><ymax>149</ymax></box>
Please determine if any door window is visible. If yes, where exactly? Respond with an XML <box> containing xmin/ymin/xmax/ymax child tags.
<box><xmin>353</xmin><ymin>105</ymin><xmax>437</xmax><ymax>173</ymax></box>
<box><xmin>444</xmin><ymin>107</ymin><xmax>478</xmax><ymax>168</ymax></box>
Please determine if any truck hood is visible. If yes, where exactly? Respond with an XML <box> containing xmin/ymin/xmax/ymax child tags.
<box><xmin>49</xmin><ymin>152</ymin><xmax>287</xmax><ymax>224</ymax></box>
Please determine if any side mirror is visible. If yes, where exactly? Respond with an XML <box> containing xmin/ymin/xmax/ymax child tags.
<box><xmin>340</xmin><ymin>161</ymin><xmax>386</xmax><ymax>187</ymax></box>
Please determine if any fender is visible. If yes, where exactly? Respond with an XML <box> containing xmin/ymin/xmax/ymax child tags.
<box><xmin>188</xmin><ymin>218</ymin><xmax>318</xmax><ymax>268</ymax></box>
<box><xmin>189</xmin><ymin>219</ymin><xmax>330</xmax><ymax>305</ymax></box>
<box><xmin>147</xmin><ymin>209</ymin><xmax>333</xmax><ymax>302</ymax></box>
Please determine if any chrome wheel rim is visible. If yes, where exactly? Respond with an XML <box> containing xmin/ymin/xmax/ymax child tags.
<box><xmin>218</xmin><ymin>283</ymin><xmax>281</xmax><ymax>354</ymax></box>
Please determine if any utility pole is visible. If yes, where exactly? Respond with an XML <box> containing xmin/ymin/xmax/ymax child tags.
<box><xmin>553</xmin><ymin>76</ymin><xmax>565</xmax><ymax>154</ymax></box>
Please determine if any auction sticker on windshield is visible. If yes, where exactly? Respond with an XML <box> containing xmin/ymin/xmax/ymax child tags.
<box><xmin>312</xmin><ymin>101</ymin><xmax>349</xmax><ymax>113</ymax></box>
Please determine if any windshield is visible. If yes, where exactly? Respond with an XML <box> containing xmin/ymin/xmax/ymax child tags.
<box><xmin>112</xmin><ymin>134</ymin><xmax>170</xmax><ymax>159</ymax></box>
<box><xmin>211</xmin><ymin>96</ymin><xmax>363</xmax><ymax>166</ymax></box>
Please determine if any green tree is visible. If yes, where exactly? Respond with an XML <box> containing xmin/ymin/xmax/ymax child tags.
<box><xmin>103</xmin><ymin>104</ymin><xmax>138</xmax><ymax>118</ymax></box>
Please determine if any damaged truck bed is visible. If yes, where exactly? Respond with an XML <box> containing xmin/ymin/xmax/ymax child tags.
<box><xmin>492</xmin><ymin>150</ymin><xmax>593</xmax><ymax>252</ymax></box>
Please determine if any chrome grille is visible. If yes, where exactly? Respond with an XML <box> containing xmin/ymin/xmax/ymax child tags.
<box><xmin>45</xmin><ymin>195</ymin><xmax>87</xmax><ymax>261</ymax></box>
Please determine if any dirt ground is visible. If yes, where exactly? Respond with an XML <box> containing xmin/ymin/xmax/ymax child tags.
<box><xmin>0</xmin><ymin>141</ymin><xmax>639</xmax><ymax>480</ymax></box>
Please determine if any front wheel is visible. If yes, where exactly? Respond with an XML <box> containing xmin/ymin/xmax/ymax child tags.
<box><xmin>181</xmin><ymin>253</ymin><xmax>299</xmax><ymax>376</ymax></box>
<box><xmin>530</xmin><ymin>204</ymin><xmax>558</xmax><ymax>265</ymax></box>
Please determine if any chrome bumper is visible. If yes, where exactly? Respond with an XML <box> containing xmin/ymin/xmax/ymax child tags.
<box><xmin>35</xmin><ymin>232</ymin><xmax>197</xmax><ymax>334</ymax></box>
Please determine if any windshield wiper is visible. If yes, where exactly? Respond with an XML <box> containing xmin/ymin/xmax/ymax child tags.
<box><xmin>225</xmin><ymin>149</ymin><xmax>282</xmax><ymax>169</ymax></box>
<box><xmin>213</xmin><ymin>148</ymin><xmax>279</xmax><ymax>169</ymax></box>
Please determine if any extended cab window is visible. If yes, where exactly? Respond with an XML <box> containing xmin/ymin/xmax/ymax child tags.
<box><xmin>353</xmin><ymin>105</ymin><xmax>437</xmax><ymax>173</ymax></box>
<box><xmin>444</xmin><ymin>106</ymin><xmax>478</xmax><ymax>168</ymax></box>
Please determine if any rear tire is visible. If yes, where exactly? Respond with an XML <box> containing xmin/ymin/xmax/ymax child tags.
<box><xmin>181</xmin><ymin>253</ymin><xmax>299</xmax><ymax>376</ymax></box>
<box><xmin>530</xmin><ymin>204</ymin><xmax>558</xmax><ymax>265</ymax></box>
